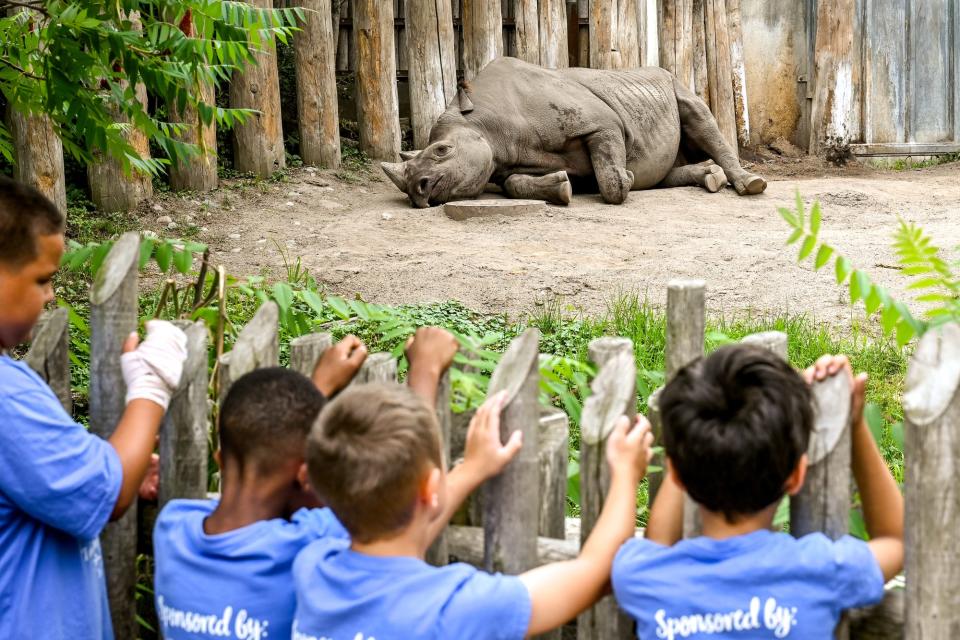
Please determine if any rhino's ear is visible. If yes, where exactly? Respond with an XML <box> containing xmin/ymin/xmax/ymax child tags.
<box><xmin>380</xmin><ymin>162</ymin><xmax>408</xmax><ymax>192</ymax></box>
<box><xmin>457</xmin><ymin>87</ymin><xmax>474</xmax><ymax>114</ymax></box>
<box><xmin>399</xmin><ymin>150</ymin><xmax>421</xmax><ymax>161</ymax></box>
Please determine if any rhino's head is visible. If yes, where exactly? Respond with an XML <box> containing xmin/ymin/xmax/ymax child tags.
<box><xmin>380</xmin><ymin>127</ymin><xmax>494</xmax><ymax>208</ymax></box>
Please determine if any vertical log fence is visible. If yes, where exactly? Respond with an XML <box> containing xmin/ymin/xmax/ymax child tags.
<box><xmin>23</xmin><ymin>266</ymin><xmax>952</xmax><ymax>638</ymax></box>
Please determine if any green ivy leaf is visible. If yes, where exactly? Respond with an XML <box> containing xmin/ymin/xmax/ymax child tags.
<box><xmin>272</xmin><ymin>282</ymin><xmax>294</xmax><ymax>315</ymax></box>
<box><xmin>90</xmin><ymin>244</ymin><xmax>112</xmax><ymax>275</ymax></box>
<box><xmin>138</xmin><ymin>238</ymin><xmax>155</xmax><ymax>269</ymax></box>
<box><xmin>787</xmin><ymin>228</ymin><xmax>804</xmax><ymax>246</ymax></box>
<box><xmin>173</xmin><ymin>249</ymin><xmax>193</xmax><ymax>274</ymax></box>
<box><xmin>864</xmin><ymin>287</ymin><xmax>883</xmax><ymax>315</ymax></box>
<box><xmin>881</xmin><ymin>304</ymin><xmax>900</xmax><ymax>335</ymax></box>
<box><xmin>835</xmin><ymin>256</ymin><xmax>852</xmax><ymax>284</ymax></box>
<box><xmin>154</xmin><ymin>242</ymin><xmax>173</xmax><ymax>273</ymax></box>
<box><xmin>778</xmin><ymin>207</ymin><xmax>799</xmax><ymax>228</ymax></box>
<box><xmin>814</xmin><ymin>245</ymin><xmax>834</xmax><ymax>270</ymax></box>
<box><xmin>798</xmin><ymin>235</ymin><xmax>817</xmax><ymax>261</ymax></box>
<box><xmin>849</xmin><ymin>270</ymin><xmax>871</xmax><ymax>304</ymax></box>
<box><xmin>895</xmin><ymin>320</ymin><xmax>915</xmax><ymax>346</ymax></box>
<box><xmin>810</xmin><ymin>201</ymin><xmax>822</xmax><ymax>236</ymax></box>
<box><xmin>326</xmin><ymin>296</ymin><xmax>352</xmax><ymax>320</ymax></box>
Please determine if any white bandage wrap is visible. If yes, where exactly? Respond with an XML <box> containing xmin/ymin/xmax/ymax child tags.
<box><xmin>121</xmin><ymin>320</ymin><xmax>188</xmax><ymax>410</ymax></box>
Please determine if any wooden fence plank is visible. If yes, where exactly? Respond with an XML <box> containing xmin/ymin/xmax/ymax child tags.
<box><xmin>578</xmin><ymin>339</ymin><xmax>636</xmax><ymax>640</ymax></box>
<box><xmin>294</xmin><ymin>0</ymin><xmax>343</xmax><ymax>168</ymax></box>
<box><xmin>8</xmin><ymin>108</ymin><xmax>67</xmax><ymax>215</ymax></box>
<box><xmin>902</xmin><ymin>324</ymin><xmax>960</xmax><ymax>638</ymax></box>
<box><xmin>741</xmin><ymin>330</ymin><xmax>788</xmax><ymax>359</ymax></box>
<box><xmin>850</xmin><ymin>142</ymin><xmax>960</xmax><ymax>157</ymax></box>
<box><xmin>426</xmin><ymin>369</ymin><xmax>454</xmax><ymax>566</ymax></box>
<box><xmin>218</xmin><ymin>301</ymin><xmax>280</xmax><ymax>404</ymax></box>
<box><xmin>676</xmin><ymin>0</ymin><xmax>693</xmax><ymax>85</ymax></box>
<box><xmin>540</xmin><ymin>0</ymin><xmax>569</xmax><ymax>69</ymax></box>
<box><xmin>617</xmin><ymin>0</ymin><xmax>642</xmax><ymax>69</ymax></box>
<box><xmin>25</xmin><ymin>308</ymin><xmax>71</xmax><ymax>412</ymax></box>
<box><xmin>159</xmin><ymin>321</ymin><xmax>210</xmax><ymax>508</ymax></box>
<box><xmin>514</xmin><ymin>0</ymin><xmax>540</xmax><ymax>63</ymax></box>
<box><xmin>589</xmin><ymin>0</ymin><xmax>615</xmax><ymax>69</ymax></box>
<box><xmin>908</xmin><ymin>0</ymin><xmax>951</xmax><ymax>143</ymax></box>
<box><xmin>692</xmin><ymin>0</ymin><xmax>708</xmax><ymax>98</ymax></box>
<box><xmin>89</xmin><ymin>232</ymin><xmax>140</xmax><ymax>640</ymax></box>
<box><xmin>863</xmin><ymin>0</ymin><xmax>906</xmax><ymax>144</ymax></box>
<box><xmin>483</xmin><ymin>328</ymin><xmax>540</xmax><ymax>574</ymax></box>
<box><xmin>539</xmin><ymin>407</ymin><xmax>569</xmax><ymax>540</ymax></box>
<box><xmin>809</xmin><ymin>0</ymin><xmax>861</xmax><ymax>152</ymax></box>
<box><xmin>704</xmin><ymin>0</ymin><xmax>737</xmax><ymax>152</ymax></box>
<box><xmin>462</xmin><ymin>0</ymin><xmax>503</xmax><ymax>80</ymax></box>
<box><xmin>351</xmin><ymin>352</ymin><xmax>398</xmax><ymax>383</ymax></box>
<box><xmin>354</xmin><ymin>0</ymin><xmax>401</xmax><ymax>161</ymax></box>
<box><xmin>290</xmin><ymin>333</ymin><xmax>333</xmax><ymax>378</ymax></box>
<box><xmin>726</xmin><ymin>0</ymin><xmax>749</xmax><ymax>147</ymax></box>
<box><xmin>406</xmin><ymin>0</ymin><xmax>458</xmax><ymax>149</ymax></box>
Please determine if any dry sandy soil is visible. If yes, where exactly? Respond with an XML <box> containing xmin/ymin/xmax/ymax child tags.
<box><xmin>147</xmin><ymin>156</ymin><xmax>960</xmax><ymax>326</ymax></box>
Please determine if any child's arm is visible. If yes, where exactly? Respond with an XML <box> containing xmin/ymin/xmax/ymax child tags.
<box><xmin>644</xmin><ymin>462</ymin><xmax>685</xmax><ymax>546</ymax></box>
<box><xmin>424</xmin><ymin>391</ymin><xmax>522</xmax><ymax>544</ymax></box>
<box><xmin>519</xmin><ymin>415</ymin><xmax>653</xmax><ymax>636</ymax></box>
<box><xmin>404</xmin><ymin>327</ymin><xmax>459</xmax><ymax>407</ymax></box>
<box><xmin>311</xmin><ymin>335</ymin><xmax>368</xmax><ymax>397</ymax></box>
<box><xmin>110</xmin><ymin>321</ymin><xmax>187</xmax><ymax>519</ymax></box>
<box><xmin>805</xmin><ymin>355</ymin><xmax>904</xmax><ymax>582</ymax></box>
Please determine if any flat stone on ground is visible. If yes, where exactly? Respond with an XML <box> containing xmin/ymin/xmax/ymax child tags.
<box><xmin>444</xmin><ymin>199</ymin><xmax>546</xmax><ymax>221</ymax></box>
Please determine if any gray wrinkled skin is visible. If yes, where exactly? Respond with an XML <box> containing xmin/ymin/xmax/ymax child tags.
<box><xmin>382</xmin><ymin>57</ymin><xmax>766</xmax><ymax>208</ymax></box>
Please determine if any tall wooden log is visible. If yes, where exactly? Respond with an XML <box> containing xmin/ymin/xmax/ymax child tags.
<box><xmin>290</xmin><ymin>332</ymin><xmax>333</xmax><ymax>378</ymax></box>
<box><xmin>482</xmin><ymin>328</ymin><xmax>540</xmax><ymax>574</ymax></box>
<box><xmin>539</xmin><ymin>407</ymin><xmax>569</xmax><ymax>540</ymax></box>
<box><xmin>230</xmin><ymin>0</ymin><xmax>286</xmax><ymax>178</ymax></box>
<box><xmin>640</xmin><ymin>0</ymin><xmax>658</xmax><ymax>66</ymax></box>
<box><xmin>809</xmin><ymin>0</ymin><xmax>861</xmax><ymax>153</ymax></box>
<box><xmin>646</xmin><ymin>386</ymin><xmax>665</xmax><ymax>503</ymax></box>
<box><xmin>159</xmin><ymin>321</ymin><xmax>210</xmax><ymax>508</ymax></box>
<box><xmin>426</xmin><ymin>369</ymin><xmax>454</xmax><ymax>566</ymax></box>
<box><xmin>578</xmin><ymin>338</ymin><xmax>636</xmax><ymax>640</ymax></box>
<box><xmin>863</xmin><ymin>0</ymin><xmax>906</xmax><ymax>145</ymax></box>
<box><xmin>87</xmin><ymin>87</ymin><xmax>153</xmax><ymax>213</ymax></box>
<box><xmin>540</xmin><ymin>0</ymin><xmax>569</xmax><ymax>69</ymax></box>
<box><xmin>218</xmin><ymin>302</ymin><xmax>280</xmax><ymax>404</ymax></box>
<box><xmin>902</xmin><ymin>323</ymin><xmax>960</xmax><ymax>638</ymax></box>
<box><xmin>725</xmin><ymin>0</ymin><xmax>749</xmax><ymax>148</ymax></box>
<box><xmin>406</xmin><ymin>0</ymin><xmax>458</xmax><ymax>149</ymax></box>
<box><xmin>25</xmin><ymin>308</ymin><xmax>71</xmax><ymax>412</ymax></box>
<box><xmin>295</xmin><ymin>0</ymin><xmax>342</xmax><ymax>168</ymax></box>
<box><xmin>704</xmin><ymin>0</ymin><xmax>737</xmax><ymax>152</ymax></box>
<box><xmin>513</xmin><ymin>0</ymin><xmax>541</xmax><ymax>64</ymax></box>
<box><xmin>89</xmin><ymin>232</ymin><xmax>140</xmax><ymax>640</ymax></box>
<box><xmin>588</xmin><ymin>0</ymin><xmax>615</xmax><ymax>70</ymax></box>
<box><xmin>169</xmin><ymin>11</ymin><xmax>217</xmax><ymax>191</ymax></box>
<box><xmin>658</xmin><ymin>0</ymin><xmax>676</xmax><ymax>74</ymax></box>
<box><xmin>741</xmin><ymin>330</ymin><xmax>788</xmax><ymax>359</ymax></box>
<box><xmin>691</xmin><ymin>0</ymin><xmax>708</xmax><ymax>98</ymax></box>
<box><xmin>9</xmin><ymin>109</ymin><xmax>67</xmax><ymax>215</ymax></box>
<box><xmin>675</xmin><ymin>0</ymin><xmax>693</xmax><ymax>86</ymax></box>
<box><xmin>462</xmin><ymin>0</ymin><xmax>503</xmax><ymax>80</ymax></box>
<box><xmin>353</xmin><ymin>0</ymin><xmax>401</xmax><ymax>161</ymax></box>
<box><xmin>907</xmin><ymin>0</ymin><xmax>951</xmax><ymax>143</ymax></box>
<box><xmin>351</xmin><ymin>352</ymin><xmax>398</xmax><ymax>384</ymax></box>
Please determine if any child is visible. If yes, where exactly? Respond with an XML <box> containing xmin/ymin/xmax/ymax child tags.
<box><xmin>291</xmin><ymin>382</ymin><xmax>655</xmax><ymax>639</ymax></box>
<box><xmin>613</xmin><ymin>345</ymin><xmax>904</xmax><ymax>639</ymax></box>
<box><xmin>152</xmin><ymin>327</ymin><xmax>459</xmax><ymax>640</ymax></box>
<box><xmin>0</xmin><ymin>176</ymin><xmax>188</xmax><ymax>640</ymax></box>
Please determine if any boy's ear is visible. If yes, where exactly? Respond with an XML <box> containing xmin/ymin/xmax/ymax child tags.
<box><xmin>784</xmin><ymin>454</ymin><xmax>809</xmax><ymax>496</ymax></box>
<box><xmin>418</xmin><ymin>467</ymin><xmax>443</xmax><ymax>514</ymax></box>
<box><xmin>297</xmin><ymin>462</ymin><xmax>311</xmax><ymax>491</ymax></box>
<box><xmin>213</xmin><ymin>449</ymin><xmax>222</xmax><ymax>470</ymax></box>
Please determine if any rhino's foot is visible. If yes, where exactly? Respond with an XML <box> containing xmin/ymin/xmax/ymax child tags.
<box><xmin>704</xmin><ymin>165</ymin><xmax>727</xmax><ymax>193</ymax></box>
<box><xmin>544</xmin><ymin>171</ymin><xmax>573</xmax><ymax>206</ymax></box>
<box><xmin>504</xmin><ymin>171</ymin><xmax>572</xmax><ymax>205</ymax></box>
<box><xmin>733</xmin><ymin>174</ymin><xmax>767</xmax><ymax>196</ymax></box>
<box><xmin>600</xmin><ymin>168</ymin><xmax>634</xmax><ymax>205</ymax></box>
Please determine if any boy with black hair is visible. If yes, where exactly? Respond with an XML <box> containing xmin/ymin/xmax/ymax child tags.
<box><xmin>153</xmin><ymin>327</ymin><xmax>459</xmax><ymax>640</ymax></box>
<box><xmin>0</xmin><ymin>176</ymin><xmax>188</xmax><ymax>640</ymax></box>
<box><xmin>613</xmin><ymin>345</ymin><xmax>904</xmax><ymax>639</ymax></box>
<box><xmin>292</xmin><ymin>382</ymin><xmax>655</xmax><ymax>639</ymax></box>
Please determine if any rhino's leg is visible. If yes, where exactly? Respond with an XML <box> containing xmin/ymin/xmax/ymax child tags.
<box><xmin>657</xmin><ymin>164</ymin><xmax>728</xmax><ymax>193</ymax></box>
<box><xmin>675</xmin><ymin>83</ymin><xmax>766</xmax><ymax>195</ymax></box>
<box><xmin>586</xmin><ymin>132</ymin><xmax>634</xmax><ymax>205</ymax></box>
<box><xmin>504</xmin><ymin>171</ymin><xmax>573</xmax><ymax>205</ymax></box>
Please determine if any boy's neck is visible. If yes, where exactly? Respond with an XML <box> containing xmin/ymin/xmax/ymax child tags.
<box><xmin>699</xmin><ymin>503</ymin><xmax>777</xmax><ymax>540</ymax></box>
<box><xmin>204</xmin><ymin>468</ymin><xmax>296</xmax><ymax>535</ymax></box>
<box><xmin>350</xmin><ymin>520</ymin><xmax>430</xmax><ymax>560</ymax></box>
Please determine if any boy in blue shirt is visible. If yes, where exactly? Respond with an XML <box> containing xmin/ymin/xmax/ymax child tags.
<box><xmin>0</xmin><ymin>176</ymin><xmax>188</xmax><ymax>640</ymax></box>
<box><xmin>292</xmin><ymin>381</ymin><xmax>655</xmax><ymax>639</ymax></box>
<box><xmin>153</xmin><ymin>327</ymin><xmax>460</xmax><ymax>640</ymax></box>
<box><xmin>613</xmin><ymin>345</ymin><xmax>905</xmax><ymax>639</ymax></box>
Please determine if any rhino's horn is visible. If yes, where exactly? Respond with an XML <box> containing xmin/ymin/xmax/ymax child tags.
<box><xmin>380</xmin><ymin>162</ymin><xmax>408</xmax><ymax>192</ymax></box>
<box><xmin>399</xmin><ymin>150</ymin><xmax>421</xmax><ymax>161</ymax></box>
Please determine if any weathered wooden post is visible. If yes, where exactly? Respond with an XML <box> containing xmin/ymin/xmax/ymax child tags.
<box><xmin>218</xmin><ymin>302</ymin><xmax>280</xmax><ymax>404</ymax></box>
<box><xmin>539</xmin><ymin>407</ymin><xmax>569</xmax><ymax>540</ymax></box>
<box><xmin>578</xmin><ymin>338</ymin><xmax>636</xmax><ymax>640</ymax></box>
<box><xmin>808</xmin><ymin>0</ymin><xmax>860</xmax><ymax>153</ymax></box>
<box><xmin>426</xmin><ymin>369</ymin><xmax>454</xmax><ymax>566</ymax></box>
<box><xmin>353</xmin><ymin>0</ymin><xmax>401</xmax><ymax>162</ymax></box>
<box><xmin>513</xmin><ymin>0</ymin><xmax>541</xmax><ymax>64</ymax></box>
<box><xmin>405</xmin><ymin>0</ymin><xmax>457</xmax><ymax>149</ymax></box>
<box><xmin>540</xmin><ymin>0</ymin><xmax>569</xmax><ymax>69</ymax></box>
<box><xmin>290</xmin><ymin>332</ymin><xmax>333</xmax><ymax>378</ymax></box>
<box><xmin>230</xmin><ymin>0</ymin><xmax>286</xmax><ymax>178</ymax></box>
<box><xmin>9</xmin><ymin>108</ymin><xmax>67</xmax><ymax>215</ymax></box>
<box><xmin>725</xmin><ymin>0</ymin><xmax>749</xmax><ymax>148</ymax></box>
<box><xmin>741</xmin><ymin>330</ymin><xmax>788</xmax><ymax>359</ymax></box>
<box><xmin>294</xmin><ymin>0</ymin><xmax>342</xmax><ymax>169</ymax></box>
<box><xmin>483</xmin><ymin>329</ymin><xmax>540</xmax><ymax>574</ymax></box>
<box><xmin>461</xmin><ymin>0</ymin><xmax>503</xmax><ymax>81</ymax></box>
<box><xmin>691</xmin><ymin>0</ymin><xmax>708</xmax><ymax>99</ymax></box>
<box><xmin>588</xmin><ymin>0</ymin><xmax>616</xmax><ymax>70</ymax></box>
<box><xmin>704</xmin><ymin>0</ymin><xmax>737</xmax><ymax>152</ymax></box>
<box><xmin>25</xmin><ymin>308</ymin><xmax>71</xmax><ymax>412</ymax></box>
<box><xmin>351</xmin><ymin>352</ymin><xmax>399</xmax><ymax>384</ymax></box>
<box><xmin>902</xmin><ymin>324</ymin><xmax>960</xmax><ymax>638</ymax></box>
<box><xmin>89</xmin><ymin>232</ymin><xmax>140</xmax><ymax>640</ymax></box>
<box><xmin>159</xmin><ymin>321</ymin><xmax>210</xmax><ymax>507</ymax></box>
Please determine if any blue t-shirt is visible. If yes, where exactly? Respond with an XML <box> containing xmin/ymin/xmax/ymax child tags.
<box><xmin>153</xmin><ymin>499</ymin><xmax>349</xmax><ymax>640</ymax></box>
<box><xmin>292</xmin><ymin>537</ymin><xmax>532</xmax><ymax>640</ymax></box>
<box><xmin>612</xmin><ymin>529</ymin><xmax>885</xmax><ymax>639</ymax></box>
<box><xmin>0</xmin><ymin>355</ymin><xmax>122</xmax><ymax>640</ymax></box>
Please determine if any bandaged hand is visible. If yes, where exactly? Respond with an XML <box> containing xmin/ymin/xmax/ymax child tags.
<box><xmin>121</xmin><ymin>320</ymin><xmax>188</xmax><ymax>410</ymax></box>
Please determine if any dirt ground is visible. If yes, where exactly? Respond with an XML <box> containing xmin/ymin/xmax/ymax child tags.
<box><xmin>147</xmin><ymin>156</ymin><xmax>960</xmax><ymax>326</ymax></box>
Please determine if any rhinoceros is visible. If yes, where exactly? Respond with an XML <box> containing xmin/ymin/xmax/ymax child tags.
<box><xmin>381</xmin><ymin>57</ymin><xmax>766</xmax><ymax>208</ymax></box>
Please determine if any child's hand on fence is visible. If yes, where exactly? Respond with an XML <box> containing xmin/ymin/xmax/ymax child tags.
<box><xmin>405</xmin><ymin>326</ymin><xmax>459</xmax><ymax>378</ymax></box>
<box><xmin>803</xmin><ymin>354</ymin><xmax>869</xmax><ymax>428</ymax></box>
<box><xmin>313</xmin><ymin>335</ymin><xmax>367</xmax><ymax>397</ymax></box>
<box><xmin>462</xmin><ymin>391</ymin><xmax>523</xmax><ymax>481</ymax></box>
<box><xmin>121</xmin><ymin>320</ymin><xmax>188</xmax><ymax>410</ymax></box>
<box><xmin>606</xmin><ymin>415</ymin><xmax>654</xmax><ymax>483</ymax></box>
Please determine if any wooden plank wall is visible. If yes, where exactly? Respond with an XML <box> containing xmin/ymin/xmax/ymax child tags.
<box><xmin>862</xmin><ymin>0</ymin><xmax>906</xmax><ymax>144</ymax></box>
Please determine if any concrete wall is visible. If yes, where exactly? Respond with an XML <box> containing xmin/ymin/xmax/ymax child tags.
<box><xmin>740</xmin><ymin>0</ymin><xmax>811</xmax><ymax>148</ymax></box>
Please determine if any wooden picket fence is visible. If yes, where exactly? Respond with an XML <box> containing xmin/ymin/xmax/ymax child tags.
<box><xmin>22</xmin><ymin>234</ymin><xmax>959</xmax><ymax>638</ymax></box>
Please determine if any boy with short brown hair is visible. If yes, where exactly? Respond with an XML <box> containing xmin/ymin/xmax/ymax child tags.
<box><xmin>292</xmin><ymin>382</ymin><xmax>655</xmax><ymax>639</ymax></box>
